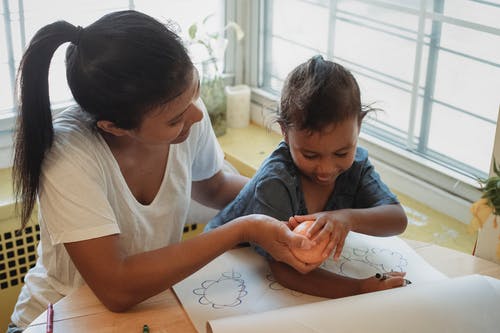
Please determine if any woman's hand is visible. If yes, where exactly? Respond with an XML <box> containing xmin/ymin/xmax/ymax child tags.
<box><xmin>289</xmin><ymin>210</ymin><xmax>352</xmax><ymax>261</ymax></box>
<box><xmin>243</xmin><ymin>214</ymin><xmax>318</xmax><ymax>274</ymax></box>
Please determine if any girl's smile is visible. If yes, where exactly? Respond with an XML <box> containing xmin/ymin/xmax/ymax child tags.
<box><xmin>284</xmin><ymin>117</ymin><xmax>359</xmax><ymax>187</ymax></box>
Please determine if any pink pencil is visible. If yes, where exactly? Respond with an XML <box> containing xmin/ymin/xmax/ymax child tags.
<box><xmin>46</xmin><ymin>303</ymin><xmax>54</xmax><ymax>333</ymax></box>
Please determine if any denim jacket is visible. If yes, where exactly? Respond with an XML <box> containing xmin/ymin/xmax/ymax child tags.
<box><xmin>206</xmin><ymin>141</ymin><xmax>399</xmax><ymax>233</ymax></box>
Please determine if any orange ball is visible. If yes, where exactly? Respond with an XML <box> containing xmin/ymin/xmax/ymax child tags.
<box><xmin>290</xmin><ymin>220</ymin><xmax>329</xmax><ymax>264</ymax></box>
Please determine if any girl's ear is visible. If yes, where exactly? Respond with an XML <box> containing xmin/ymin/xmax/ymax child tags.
<box><xmin>279</xmin><ymin>123</ymin><xmax>289</xmax><ymax>143</ymax></box>
<box><xmin>96</xmin><ymin>120</ymin><xmax>130</xmax><ymax>137</ymax></box>
<box><xmin>360</xmin><ymin>110</ymin><xmax>368</xmax><ymax>121</ymax></box>
<box><xmin>357</xmin><ymin>113</ymin><xmax>367</xmax><ymax>132</ymax></box>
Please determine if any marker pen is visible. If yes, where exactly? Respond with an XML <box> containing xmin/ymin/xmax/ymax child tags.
<box><xmin>375</xmin><ymin>272</ymin><xmax>412</xmax><ymax>285</ymax></box>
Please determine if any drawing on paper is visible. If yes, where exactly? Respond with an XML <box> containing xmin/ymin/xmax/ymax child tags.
<box><xmin>193</xmin><ymin>270</ymin><xmax>248</xmax><ymax>308</ymax></box>
<box><xmin>321</xmin><ymin>246</ymin><xmax>409</xmax><ymax>277</ymax></box>
<box><xmin>266</xmin><ymin>271</ymin><xmax>305</xmax><ymax>296</ymax></box>
<box><xmin>264</xmin><ymin>245</ymin><xmax>409</xmax><ymax>296</ymax></box>
<box><xmin>190</xmin><ymin>245</ymin><xmax>410</xmax><ymax>307</ymax></box>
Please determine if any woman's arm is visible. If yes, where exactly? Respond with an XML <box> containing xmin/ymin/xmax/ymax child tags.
<box><xmin>191</xmin><ymin>169</ymin><xmax>248</xmax><ymax>209</ymax></box>
<box><xmin>64</xmin><ymin>214</ymin><xmax>314</xmax><ymax>312</ymax></box>
<box><xmin>269</xmin><ymin>260</ymin><xmax>406</xmax><ymax>299</ymax></box>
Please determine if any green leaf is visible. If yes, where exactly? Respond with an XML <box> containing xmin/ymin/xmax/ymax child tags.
<box><xmin>202</xmin><ymin>13</ymin><xmax>215</xmax><ymax>25</ymax></box>
<box><xmin>188</xmin><ymin>24</ymin><xmax>197</xmax><ymax>40</ymax></box>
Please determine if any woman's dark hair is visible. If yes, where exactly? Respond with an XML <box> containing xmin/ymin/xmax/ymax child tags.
<box><xmin>13</xmin><ymin>10</ymin><xmax>193</xmax><ymax>230</ymax></box>
<box><xmin>278</xmin><ymin>55</ymin><xmax>373</xmax><ymax>133</ymax></box>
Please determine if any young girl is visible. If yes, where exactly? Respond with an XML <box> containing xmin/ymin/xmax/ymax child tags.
<box><xmin>205</xmin><ymin>55</ymin><xmax>409</xmax><ymax>298</ymax></box>
<box><xmin>8</xmin><ymin>10</ymin><xmax>315</xmax><ymax>332</ymax></box>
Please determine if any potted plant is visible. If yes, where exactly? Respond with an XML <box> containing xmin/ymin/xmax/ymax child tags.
<box><xmin>187</xmin><ymin>15</ymin><xmax>244</xmax><ymax>137</ymax></box>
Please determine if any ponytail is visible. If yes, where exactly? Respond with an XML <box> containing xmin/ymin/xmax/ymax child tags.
<box><xmin>13</xmin><ymin>21</ymin><xmax>80</xmax><ymax>231</ymax></box>
<box><xmin>14</xmin><ymin>10</ymin><xmax>194</xmax><ymax>231</ymax></box>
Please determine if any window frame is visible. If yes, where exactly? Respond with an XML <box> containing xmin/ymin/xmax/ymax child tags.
<box><xmin>0</xmin><ymin>0</ymin><xmax>489</xmax><ymax>218</ymax></box>
<box><xmin>0</xmin><ymin>0</ymin><xmax>227</xmax><ymax>167</ymax></box>
<box><xmin>258</xmin><ymin>0</ymin><xmax>499</xmax><ymax>179</ymax></box>
<box><xmin>232</xmin><ymin>0</ymin><xmax>487</xmax><ymax>223</ymax></box>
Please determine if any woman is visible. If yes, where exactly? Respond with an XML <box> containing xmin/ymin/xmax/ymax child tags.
<box><xmin>8</xmin><ymin>10</ymin><xmax>315</xmax><ymax>332</ymax></box>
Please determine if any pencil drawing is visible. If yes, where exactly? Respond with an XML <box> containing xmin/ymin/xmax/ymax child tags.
<box><xmin>321</xmin><ymin>246</ymin><xmax>408</xmax><ymax>276</ymax></box>
<box><xmin>266</xmin><ymin>271</ymin><xmax>305</xmax><ymax>296</ymax></box>
<box><xmin>190</xmin><ymin>245</ymin><xmax>409</xmax><ymax>307</ymax></box>
<box><xmin>193</xmin><ymin>270</ymin><xmax>248</xmax><ymax>308</ymax></box>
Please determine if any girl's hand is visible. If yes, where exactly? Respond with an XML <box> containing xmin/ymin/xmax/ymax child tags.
<box><xmin>360</xmin><ymin>271</ymin><xmax>409</xmax><ymax>293</ymax></box>
<box><xmin>246</xmin><ymin>214</ymin><xmax>318</xmax><ymax>274</ymax></box>
<box><xmin>289</xmin><ymin>210</ymin><xmax>352</xmax><ymax>261</ymax></box>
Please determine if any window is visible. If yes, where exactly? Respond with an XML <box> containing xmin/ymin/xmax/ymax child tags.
<box><xmin>258</xmin><ymin>0</ymin><xmax>500</xmax><ymax>183</ymax></box>
<box><xmin>2</xmin><ymin>0</ymin><xmax>498</xmax><ymax>205</ymax></box>
<box><xmin>0</xmin><ymin>0</ymin><xmax>223</xmax><ymax>167</ymax></box>
<box><xmin>0</xmin><ymin>0</ymin><xmax>224</xmax><ymax>118</ymax></box>
<box><xmin>1</xmin><ymin>0</ymin><xmax>131</xmax><ymax>118</ymax></box>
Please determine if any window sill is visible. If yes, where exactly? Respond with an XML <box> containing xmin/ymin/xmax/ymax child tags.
<box><xmin>0</xmin><ymin>168</ymin><xmax>15</xmax><ymax>220</ymax></box>
<box><xmin>0</xmin><ymin>100</ymin><xmax>77</xmax><ymax>169</ymax></box>
<box><xmin>0</xmin><ymin>112</ymin><xmax>15</xmax><ymax>169</ymax></box>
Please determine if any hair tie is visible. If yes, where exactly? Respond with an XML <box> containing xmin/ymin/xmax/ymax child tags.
<box><xmin>71</xmin><ymin>26</ymin><xmax>84</xmax><ymax>45</ymax></box>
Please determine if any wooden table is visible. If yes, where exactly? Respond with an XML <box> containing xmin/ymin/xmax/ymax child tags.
<box><xmin>24</xmin><ymin>239</ymin><xmax>500</xmax><ymax>333</ymax></box>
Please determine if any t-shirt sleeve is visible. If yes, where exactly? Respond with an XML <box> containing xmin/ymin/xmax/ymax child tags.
<box><xmin>355</xmin><ymin>157</ymin><xmax>399</xmax><ymax>208</ymax></box>
<box><xmin>39</xmin><ymin>144</ymin><xmax>119</xmax><ymax>245</ymax></box>
<box><xmin>253</xmin><ymin>177</ymin><xmax>296</xmax><ymax>222</ymax></box>
<box><xmin>191</xmin><ymin>98</ymin><xmax>224</xmax><ymax>181</ymax></box>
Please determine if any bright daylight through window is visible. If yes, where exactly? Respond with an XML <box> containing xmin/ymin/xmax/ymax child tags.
<box><xmin>260</xmin><ymin>0</ymin><xmax>500</xmax><ymax>182</ymax></box>
<box><xmin>0</xmin><ymin>0</ymin><xmax>223</xmax><ymax>167</ymax></box>
<box><xmin>1</xmin><ymin>0</ymin><xmax>499</xmax><ymax>189</ymax></box>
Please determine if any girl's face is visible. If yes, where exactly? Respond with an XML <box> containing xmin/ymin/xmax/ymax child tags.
<box><xmin>284</xmin><ymin>117</ymin><xmax>359</xmax><ymax>187</ymax></box>
<box><xmin>128</xmin><ymin>68</ymin><xmax>203</xmax><ymax>145</ymax></box>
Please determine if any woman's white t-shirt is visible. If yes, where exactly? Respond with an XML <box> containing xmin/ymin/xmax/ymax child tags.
<box><xmin>11</xmin><ymin>104</ymin><xmax>224</xmax><ymax>327</ymax></box>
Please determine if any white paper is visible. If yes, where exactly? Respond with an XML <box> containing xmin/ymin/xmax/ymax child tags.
<box><xmin>173</xmin><ymin>233</ymin><xmax>447</xmax><ymax>332</ymax></box>
<box><xmin>319</xmin><ymin>232</ymin><xmax>446</xmax><ymax>282</ymax></box>
<box><xmin>208</xmin><ymin>275</ymin><xmax>500</xmax><ymax>333</ymax></box>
